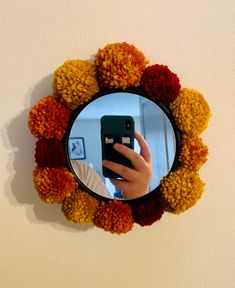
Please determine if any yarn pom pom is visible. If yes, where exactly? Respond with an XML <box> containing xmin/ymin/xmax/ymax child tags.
<box><xmin>130</xmin><ymin>195</ymin><xmax>164</xmax><ymax>226</ymax></box>
<box><xmin>33</xmin><ymin>167</ymin><xmax>78</xmax><ymax>204</ymax></box>
<box><xmin>53</xmin><ymin>60</ymin><xmax>99</xmax><ymax>110</ymax></box>
<box><xmin>35</xmin><ymin>138</ymin><xmax>67</xmax><ymax>168</ymax></box>
<box><xmin>170</xmin><ymin>88</ymin><xmax>211</xmax><ymax>136</ymax></box>
<box><xmin>140</xmin><ymin>64</ymin><xmax>181</xmax><ymax>106</ymax></box>
<box><xmin>95</xmin><ymin>42</ymin><xmax>148</xmax><ymax>89</ymax></box>
<box><xmin>28</xmin><ymin>96</ymin><xmax>71</xmax><ymax>140</ymax></box>
<box><xmin>93</xmin><ymin>201</ymin><xmax>134</xmax><ymax>234</ymax></box>
<box><xmin>62</xmin><ymin>189</ymin><xmax>99</xmax><ymax>224</ymax></box>
<box><xmin>159</xmin><ymin>168</ymin><xmax>204</xmax><ymax>214</ymax></box>
<box><xmin>179</xmin><ymin>136</ymin><xmax>208</xmax><ymax>171</ymax></box>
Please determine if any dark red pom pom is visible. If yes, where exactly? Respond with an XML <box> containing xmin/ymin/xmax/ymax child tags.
<box><xmin>35</xmin><ymin>139</ymin><xmax>67</xmax><ymax>168</ymax></box>
<box><xmin>130</xmin><ymin>194</ymin><xmax>164</xmax><ymax>226</ymax></box>
<box><xmin>140</xmin><ymin>64</ymin><xmax>181</xmax><ymax>106</ymax></box>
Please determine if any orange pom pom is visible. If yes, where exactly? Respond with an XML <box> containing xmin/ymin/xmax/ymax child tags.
<box><xmin>28</xmin><ymin>96</ymin><xmax>71</xmax><ymax>139</ymax></box>
<box><xmin>95</xmin><ymin>42</ymin><xmax>148</xmax><ymax>89</ymax></box>
<box><xmin>33</xmin><ymin>167</ymin><xmax>78</xmax><ymax>204</ymax></box>
<box><xmin>179</xmin><ymin>136</ymin><xmax>208</xmax><ymax>171</ymax></box>
<box><xmin>93</xmin><ymin>201</ymin><xmax>134</xmax><ymax>234</ymax></box>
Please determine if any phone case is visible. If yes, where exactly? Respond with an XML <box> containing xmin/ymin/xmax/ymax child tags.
<box><xmin>101</xmin><ymin>115</ymin><xmax>135</xmax><ymax>178</ymax></box>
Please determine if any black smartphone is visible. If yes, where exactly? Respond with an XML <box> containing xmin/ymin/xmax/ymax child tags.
<box><xmin>100</xmin><ymin>115</ymin><xmax>135</xmax><ymax>178</ymax></box>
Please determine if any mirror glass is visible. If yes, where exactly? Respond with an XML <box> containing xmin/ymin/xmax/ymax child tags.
<box><xmin>67</xmin><ymin>91</ymin><xmax>178</xmax><ymax>200</ymax></box>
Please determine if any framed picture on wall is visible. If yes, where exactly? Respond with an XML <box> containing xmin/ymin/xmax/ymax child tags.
<box><xmin>68</xmin><ymin>137</ymin><xmax>86</xmax><ymax>160</ymax></box>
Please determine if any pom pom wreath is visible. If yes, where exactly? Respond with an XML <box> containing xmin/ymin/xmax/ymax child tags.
<box><xmin>140</xmin><ymin>64</ymin><xmax>181</xmax><ymax>106</ymax></box>
<box><xmin>53</xmin><ymin>60</ymin><xmax>99</xmax><ymax>110</ymax></box>
<box><xmin>28</xmin><ymin>96</ymin><xmax>71</xmax><ymax>140</ymax></box>
<box><xmin>62</xmin><ymin>189</ymin><xmax>99</xmax><ymax>224</ymax></box>
<box><xmin>159</xmin><ymin>168</ymin><xmax>204</xmax><ymax>214</ymax></box>
<box><xmin>93</xmin><ymin>201</ymin><xmax>134</xmax><ymax>234</ymax></box>
<box><xmin>28</xmin><ymin>43</ymin><xmax>211</xmax><ymax>233</ymax></box>
<box><xmin>170</xmin><ymin>88</ymin><xmax>211</xmax><ymax>136</ymax></box>
<box><xmin>33</xmin><ymin>167</ymin><xmax>78</xmax><ymax>204</ymax></box>
<box><xmin>179</xmin><ymin>136</ymin><xmax>208</xmax><ymax>171</ymax></box>
<box><xmin>95</xmin><ymin>42</ymin><xmax>148</xmax><ymax>89</ymax></box>
<box><xmin>130</xmin><ymin>195</ymin><xmax>164</xmax><ymax>226</ymax></box>
<box><xmin>35</xmin><ymin>138</ymin><xmax>67</xmax><ymax>168</ymax></box>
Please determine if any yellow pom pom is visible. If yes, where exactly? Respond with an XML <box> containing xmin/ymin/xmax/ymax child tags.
<box><xmin>159</xmin><ymin>168</ymin><xmax>205</xmax><ymax>214</ymax></box>
<box><xmin>62</xmin><ymin>189</ymin><xmax>99</xmax><ymax>224</ymax></box>
<box><xmin>53</xmin><ymin>60</ymin><xmax>99</xmax><ymax>110</ymax></box>
<box><xmin>170</xmin><ymin>88</ymin><xmax>211</xmax><ymax>136</ymax></box>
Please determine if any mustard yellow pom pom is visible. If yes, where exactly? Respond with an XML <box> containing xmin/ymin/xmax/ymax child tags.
<box><xmin>159</xmin><ymin>168</ymin><xmax>205</xmax><ymax>214</ymax></box>
<box><xmin>170</xmin><ymin>88</ymin><xmax>211</xmax><ymax>136</ymax></box>
<box><xmin>53</xmin><ymin>60</ymin><xmax>99</xmax><ymax>110</ymax></box>
<box><xmin>62</xmin><ymin>189</ymin><xmax>99</xmax><ymax>224</ymax></box>
<box><xmin>95</xmin><ymin>42</ymin><xmax>148</xmax><ymax>89</ymax></box>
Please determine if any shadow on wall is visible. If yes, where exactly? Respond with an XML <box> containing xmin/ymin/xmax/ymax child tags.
<box><xmin>4</xmin><ymin>74</ymin><xmax>93</xmax><ymax>233</ymax></box>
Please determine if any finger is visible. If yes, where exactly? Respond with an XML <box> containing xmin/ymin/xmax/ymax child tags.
<box><xmin>113</xmin><ymin>143</ymin><xmax>146</xmax><ymax>171</ymax></box>
<box><xmin>102</xmin><ymin>160</ymin><xmax>135</xmax><ymax>180</ymax></box>
<box><xmin>135</xmin><ymin>131</ymin><xmax>151</xmax><ymax>163</ymax></box>
<box><xmin>110</xmin><ymin>178</ymin><xmax>128</xmax><ymax>192</ymax></box>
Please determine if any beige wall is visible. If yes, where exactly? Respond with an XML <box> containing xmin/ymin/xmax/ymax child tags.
<box><xmin>0</xmin><ymin>1</ymin><xmax>234</xmax><ymax>287</ymax></box>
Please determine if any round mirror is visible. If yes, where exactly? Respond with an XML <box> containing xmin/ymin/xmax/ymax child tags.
<box><xmin>66</xmin><ymin>90</ymin><xmax>179</xmax><ymax>200</ymax></box>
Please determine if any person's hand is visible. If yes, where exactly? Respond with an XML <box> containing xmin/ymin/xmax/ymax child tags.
<box><xmin>102</xmin><ymin>131</ymin><xmax>152</xmax><ymax>200</ymax></box>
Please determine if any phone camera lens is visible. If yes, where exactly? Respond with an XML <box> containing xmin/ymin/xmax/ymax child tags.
<box><xmin>126</xmin><ymin>120</ymin><xmax>131</xmax><ymax>130</ymax></box>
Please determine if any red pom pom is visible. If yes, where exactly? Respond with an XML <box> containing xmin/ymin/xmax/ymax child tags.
<box><xmin>35</xmin><ymin>139</ymin><xmax>67</xmax><ymax>168</ymax></box>
<box><xmin>141</xmin><ymin>64</ymin><xmax>181</xmax><ymax>106</ymax></box>
<box><xmin>130</xmin><ymin>194</ymin><xmax>164</xmax><ymax>226</ymax></box>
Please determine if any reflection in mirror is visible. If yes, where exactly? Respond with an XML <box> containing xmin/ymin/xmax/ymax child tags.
<box><xmin>67</xmin><ymin>92</ymin><xmax>177</xmax><ymax>200</ymax></box>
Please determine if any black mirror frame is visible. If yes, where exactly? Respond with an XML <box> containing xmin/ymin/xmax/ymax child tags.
<box><xmin>63</xmin><ymin>87</ymin><xmax>181</xmax><ymax>204</ymax></box>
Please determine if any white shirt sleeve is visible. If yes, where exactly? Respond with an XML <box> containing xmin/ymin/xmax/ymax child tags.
<box><xmin>71</xmin><ymin>161</ymin><xmax>111</xmax><ymax>198</ymax></box>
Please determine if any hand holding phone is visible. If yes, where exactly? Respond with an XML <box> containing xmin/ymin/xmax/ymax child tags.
<box><xmin>102</xmin><ymin>131</ymin><xmax>152</xmax><ymax>200</ymax></box>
